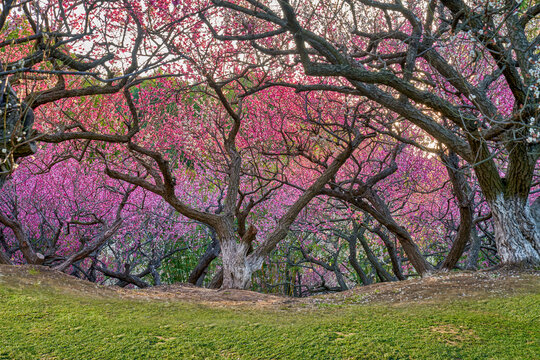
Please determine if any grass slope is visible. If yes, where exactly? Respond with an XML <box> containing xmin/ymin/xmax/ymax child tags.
<box><xmin>0</xmin><ymin>266</ymin><xmax>539</xmax><ymax>360</ymax></box>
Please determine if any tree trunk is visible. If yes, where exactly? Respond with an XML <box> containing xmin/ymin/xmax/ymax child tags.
<box><xmin>208</xmin><ymin>268</ymin><xmax>223</xmax><ymax>289</ymax></box>
<box><xmin>220</xmin><ymin>239</ymin><xmax>261</xmax><ymax>289</ymax></box>
<box><xmin>0</xmin><ymin>248</ymin><xmax>11</xmax><ymax>264</ymax></box>
<box><xmin>217</xmin><ymin>222</ymin><xmax>260</xmax><ymax>289</ymax></box>
<box><xmin>489</xmin><ymin>195</ymin><xmax>540</xmax><ymax>267</ymax></box>
<box><xmin>440</xmin><ymin>151</ymin><xmax>474</xmax><ymax>270</ymax></box>
<box><xmin>95</xmin><ymin>264</ymin><xmax>150</xmax><ymax>288</ymax></box>
<box><xmin>188</xmin><ymin>236</ymin><xmax>220</xmax><ymax>286</ymax></box>
<box><xmin>347</xmin><ymin>234</ymin><xmax>372</xmax><ymax>285</ymax></box>
<box><xmin>0</xmin><ymin>83</ymin><xmax>36</xmax><ymax>190</ymax></box>
<box><xmin>468</xmin><ymin>141</ymin><xmax>540</xmax><ymax>267</ymax></box>
<box><xmin>465</xmin><ymin>228</ymin><xmax>482</xmax><ymax>270</ymax></box>
<box><xmin>333</xmin><ymin>269</ymin><xmax>348</xmax><ymax>291</ymax></box>
<box><xmin>357</xmin><ymin>233</ymin><xmax>397</xmax><ymax>282</ymax></box>
<box><xmin>371</xmin><ymin>228</ymin><xmax>405</xmax><ymax>280</ymax></box>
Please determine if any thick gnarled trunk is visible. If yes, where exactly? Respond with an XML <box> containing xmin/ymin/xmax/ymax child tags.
<box><xmin>469</xmin><ymin>140</ymin><xmax>540</xmax><ymax>268</ymax></box>
<box><xmin>220</xmin><ymin>240</ymin><xmax>261</xmax><ymax>289</ymax></box>
<box><xmin>489</xmin><ymin>195</ymin><xmax>540</xmax><ymax>267</ymax></box>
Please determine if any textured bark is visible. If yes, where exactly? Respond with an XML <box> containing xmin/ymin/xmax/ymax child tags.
<box><xmin>219</xmin><ymin>224</ymin><xmax>259</xmax><ymax>289</ymax></box>
<box><xmin>220</xmin><ymin>240</ymin><xmax>251</xmax><ymax>289</ymax></box>
<box><xmin>532</xmin><ymin>197</ymin><xmax>540</xmax><ymax>226</ymax></box>
<box><xmin>471</xmin><ymin>141</ymin><xmax>540</xmax><ymax>267</ymax></box>
<box><xmin>465</xmin><ymin>228</ymin><xmax>482</xmax><ymax>270</ymax></box>
<box><xmin>489</xmin><ymin>195</ymin><xmax>540</xmax><ymax>267</ymax></box>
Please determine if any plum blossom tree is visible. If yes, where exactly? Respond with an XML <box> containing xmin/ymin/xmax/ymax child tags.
<box><xmin>0</xmin><ymin>0</ymin><xmax>187</xmax><ymax>184</ymax></box>
<box><xmin>208</xmin><ymin>0</ymin><xmax>540</xmax><ymax>267</ymax></box>
<box><xmin>0</xmin><ymin>155</ymin><xmax>198</xmax><ymax>286</ymax></box>
<box><xmin>3</xmin><ymin>0</ymin><xmax>537</xmax><ymax>295</ymax></box>
<box><xmin>102</xmin><ymin>76</ymin><xmax>371</xmax><ymax>289</ymax></box>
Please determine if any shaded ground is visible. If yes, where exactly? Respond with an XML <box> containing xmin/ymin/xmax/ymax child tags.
<box><xmin>0</xmin><ymin>265</ymin><xmax>295</xmax><ymax>307</ymax></box>
<box><xmin>0</xmin><ymin>265</ymin><xmax>538</xmax><ymax>308</ymax></box>
<box><xmin>313</xmin><ymin>270</ymin><xmax>540</xmax><ymax>306</ymax></box>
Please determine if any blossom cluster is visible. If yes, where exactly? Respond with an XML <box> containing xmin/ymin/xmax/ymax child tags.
<box><xmin>527</xmin><ymin>117</ymin><xmax>539</xmax><ymax>144</ymax></box>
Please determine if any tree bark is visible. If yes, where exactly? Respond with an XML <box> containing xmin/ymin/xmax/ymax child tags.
<box><xmin>371</xmin><ymin>227</ymin><xmax>405</xmax><ymax>280</ymax></box>
<box><xmin>95</xmin><ymin>264</ymin><xmax>150</xmax><ymax>288</ymax></box>
<box><xmin>0</xmin><ymin>213</ymin><xmax>44</xmax><ymax>265</ymax></box>
<box><xmin>489</xmin><ymin>196</ymin><xmax>540</xmax><ymax>267</ymax></box>
<box><xmin>440</xmin><ymin>151</ymin><xmax>474</xmax><ymax>270</ymax></box>
<box><xmin>220</xmin><ymin>240</ymin><xmax>254</xmax><ymax>289</ymax></box>
<box><xmin>0</xmin><ymin>248</ymin><xmax>11</xmax><ymax>264</ymax></box>
<box><xmin>471</xmin><ymin>142</ymin><xmax>540</xmax><ymax>267</ymax></box>
<box><xmin>188</xmin><ymin>236</ymin><xmax>220</xmax><ymax>286</ymax></box>
<box><xmin>465</xmin><ymin>228</ymin><xmax>482</xmax><ymax>270</ymax></box>
<box><xmin>347</xmin><ymin>232</ymin><xmax>372</xmax><ymax>285</ymax></box>
<box><xmin>357</xmin><ymin>233</ymin><xmax>397</xmax><ymax>282</ymax></box>
<box><xmin>220</xmin><ymin>224</ymin><xmax>258</xmax><ymax>289</ymax></box>
<box><xmin>333</xmin><ymin>268</ymin><xmax>348</xmax><ymax>291</ymax></box>
<box><xmin>208</xmin><ymin>268</ymin><xmax>223</xmax><ymax>289</ymax></box>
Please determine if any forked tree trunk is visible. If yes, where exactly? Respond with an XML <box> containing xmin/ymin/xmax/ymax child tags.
<box><xmin>216</xmin><ymin>136</ymin><xmax>365</xmax><ymax>289</ymax></box>
<box><xmin>219</xmin><ymin>224</ymin><xmax>260</xmax><ymax>289</ymax></box>
<box><xmin>220</xmin><ymin>239</ymin><xmax>261</xmax><ymax>289</ymax></box>
<box><xmin>489</xmin><ymin>195</ymin><xmax>540</xmax><ymax>267</ymax></box>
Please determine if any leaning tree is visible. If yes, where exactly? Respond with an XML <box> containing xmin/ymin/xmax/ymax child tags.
<box><xmin>207</xmin><ymin>0</ymin><xmax>540</xmax><ymax>266</ymax></box>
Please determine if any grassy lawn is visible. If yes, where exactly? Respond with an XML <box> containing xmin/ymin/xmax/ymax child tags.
<box><xmin>0</xmin><ymin>270</ymin><xmax>539</xmax><ymax>359</ymax></box>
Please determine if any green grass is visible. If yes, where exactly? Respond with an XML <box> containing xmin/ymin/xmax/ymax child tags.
<box><xmin>0</xmin><ymin>277</ymin><xmax>539</xmax><ymax>359</ymax></box>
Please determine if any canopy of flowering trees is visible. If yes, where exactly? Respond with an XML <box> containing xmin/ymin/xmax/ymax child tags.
<box><xmin>0</xmin><ymin>0</ymin><xmax>538</xmax><ymax>291</ymax></box>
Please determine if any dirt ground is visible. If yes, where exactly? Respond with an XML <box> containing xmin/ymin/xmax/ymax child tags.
<box><xmin>312</xmin><ymin>270</ymin><xmax>540</xmax><ymax>306</ymax></box>
<box><xmin>0</xmin><ymin>265</ymin><xmax>538</xmax><ymax>308</ymax></box>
